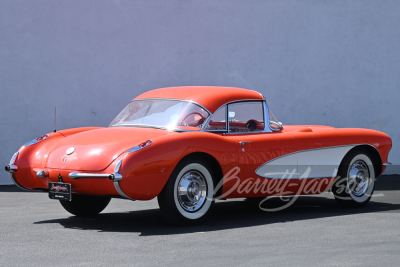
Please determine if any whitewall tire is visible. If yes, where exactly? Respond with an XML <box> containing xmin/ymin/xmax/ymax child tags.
<box><xmin>158</xmin><ymin>157</ymin><xmax>215</xmax><ymax>225</ymax></box>
<box><xmin>332</xmin><ymin>149</ymin><xmax>376</xmax><ymax>207</ymax></box>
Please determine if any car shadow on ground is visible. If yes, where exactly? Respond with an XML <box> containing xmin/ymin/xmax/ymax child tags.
<box><xmin>33</xmin><ymin>192</ymin><xmax>400</xmax><ymax>236</ymax></box>
<box><xmin>14</xmin><ymin>175</ymin><xmax>397</xmax><ymax>235</ymax></box>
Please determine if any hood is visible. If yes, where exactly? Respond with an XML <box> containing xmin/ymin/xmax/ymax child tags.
<box><xmin>45</xmin><ymin>127</ymin><xmax>174</xmax><ymax>171</ymax></box>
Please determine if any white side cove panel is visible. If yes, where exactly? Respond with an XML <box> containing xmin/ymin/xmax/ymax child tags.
<box><xmin>255</xmin><ymin>152</ymin><xmax>299</xmax><ymax>179</ymax></box>
<box><xmin>255</xmin><ymin>146</ymin><xmax>355</xmax><ymax>179</ymax></box>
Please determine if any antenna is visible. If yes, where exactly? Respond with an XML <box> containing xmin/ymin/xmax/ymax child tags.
<box><xmin>54</xmin><ymin>101</ymin><xmax>57</xmax><ymax>132</ymax></box>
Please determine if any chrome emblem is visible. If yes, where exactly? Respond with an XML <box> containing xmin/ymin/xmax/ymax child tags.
<box><xmin>63</xmin><ymin>158</ymin><xmax>67</xmax><ymax>162</ymax></box>
<box><xmin>66</xmin><ymin>147</ymin><xmax>75</xmax><ymax>155</ymax></box>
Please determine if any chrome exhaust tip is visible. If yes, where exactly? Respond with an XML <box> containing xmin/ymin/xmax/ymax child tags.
<box><xmin>109</xmin><ymin>173</ymin><xmax>123</xmax><ymax>182</ymax></box>
<box><xmin>5</xmin><ymin>164</ymin><xmax>18</xmax><ymax>173</ymax></box>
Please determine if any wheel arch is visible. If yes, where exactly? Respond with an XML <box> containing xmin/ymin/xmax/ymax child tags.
<box><xmin>173</xmin><ymin>152</ymin><xmax>224</xmax><ymax>197</ymax></box>
<box><xmin>340</xmin><ymin>145</ymin><xmax>383</xmax><ymax>177</ymax></box>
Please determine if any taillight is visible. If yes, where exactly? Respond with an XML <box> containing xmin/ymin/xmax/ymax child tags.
<box><xmin>138</xmin><ymin>140</ymin><xmax>153</xmax><ymax>148</ymax></box>
<box><xmin>127</xmin><ymin>140</ymin><xmax>153</xmax><ymax>154</ymax></box>
<box><xmin>23</xmin><ymin>134</ymin><xmax>50</xmax><ymax>147</ymax></box>
<box><xmin>36</xmin><ymin>134</ymin><xmax>49</xmax><ymax>141</ymax></box>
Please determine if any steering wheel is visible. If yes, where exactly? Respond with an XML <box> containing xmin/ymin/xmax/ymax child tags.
<box><xmin>181</xmin><ymin>112</ymin><xmax>206</xmax><ymax>127</ymax></box>
<box><xmin>246</xmin><ymin>120</ymin><xmax>258</xmax><ymax>131</ymax></box>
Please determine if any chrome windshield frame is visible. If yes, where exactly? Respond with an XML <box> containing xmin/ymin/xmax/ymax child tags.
<box><xmin>203</xmin><ymin>99</ymin><xmax>277</xmax><ymax>134</ymax></box>
<box><xmin>109</xmin><ymin>97</ymin><xmax>282</xmax><ymax>133</ymax></box>
<box><xmin>201</xmin><ymin>104</ymin><xmax>228</xmax><ymax>132</ymax></box>
<box><xmin>129</xmin><ymin>98</ymin><xmax>212</xmax><ymax>115</ymax></box>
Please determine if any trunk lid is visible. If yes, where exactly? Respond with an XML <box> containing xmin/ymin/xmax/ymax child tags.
<box><xmin>45</xmin><ymin>127</ymin><xmax>173</xmax><ymax>171</ymax></box>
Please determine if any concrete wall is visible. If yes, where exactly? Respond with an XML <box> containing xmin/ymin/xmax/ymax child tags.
<box><xmin>1</xmin><ymin>0</ymin><xmax>399</xmax><ymax>184</ymax></box>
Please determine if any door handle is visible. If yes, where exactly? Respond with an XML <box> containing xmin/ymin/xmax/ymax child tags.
<box><xmin>239</xmin><ymin>141</ymin><xmax>252</xmax><ymax>146</ymax></box>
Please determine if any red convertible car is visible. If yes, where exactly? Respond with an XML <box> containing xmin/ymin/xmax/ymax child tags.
<box><xmin>5</xmin><ymin>86</ymin><xmax>392</xmax><ymax>225</ymax></box>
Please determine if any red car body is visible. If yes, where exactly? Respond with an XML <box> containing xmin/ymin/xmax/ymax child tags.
<box><xmin>5</xmin><ymin>86</ymin><xmax>392</xmax><ymax>224</ymax></box>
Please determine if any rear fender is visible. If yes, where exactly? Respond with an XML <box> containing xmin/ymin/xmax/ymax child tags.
<box><xmin>11</xmin><ymin>127</ymin><xmax>103</xmax><ymax>190</ymax></box>
<box><xmin>117</xmin><ymin>132</ymin><xmax>237</xmax><ymax>200</ymax></box>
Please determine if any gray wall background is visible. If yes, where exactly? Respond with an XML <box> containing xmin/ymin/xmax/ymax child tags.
<box><xmin>1</xmin><ymin>0</ymin><xmax>399</xmax><ymax>185</ymax></box>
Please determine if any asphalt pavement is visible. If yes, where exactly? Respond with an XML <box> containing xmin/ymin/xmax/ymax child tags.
<box><xmin>1</xmin><ymin>175</ymin><xmax>399</xmax><ymax>266</ymax></box>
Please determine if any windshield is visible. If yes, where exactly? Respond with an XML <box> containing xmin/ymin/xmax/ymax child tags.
<box><xmin>109</xmin><ymin>99</ymin><xmax>210</xmax><ymax>131</ymax></box>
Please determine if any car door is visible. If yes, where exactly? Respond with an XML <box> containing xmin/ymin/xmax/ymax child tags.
<box><xmin>226</xmin><ymin>101</ymin><xmax>299</xmax><ymax>183</ymax></box>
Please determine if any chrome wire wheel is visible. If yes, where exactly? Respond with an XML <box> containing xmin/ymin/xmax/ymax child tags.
<box><xmin>347</xmin><ymin>160</ymin><xmax>370</xmax><ymax>197</ymax></box>
<box><xmin>177</xmin><ymin>170</ymin><xmax>208</xmax><ymax>212</ymax></box>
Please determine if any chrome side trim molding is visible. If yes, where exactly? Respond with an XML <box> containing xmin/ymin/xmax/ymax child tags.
<box><xmin>255</xmin><ymin>144</ymin><xmax>380</xmax><ymax>179</ymax></box>
<box><xmin>383</xmin><ymin>162</ymin><xmax>392</xmax><ymax>166</ymax></box>
<box><xmin>69</xmin><ymin>172</ymin><xmax>111</xmax><ymax>179</ymax></box>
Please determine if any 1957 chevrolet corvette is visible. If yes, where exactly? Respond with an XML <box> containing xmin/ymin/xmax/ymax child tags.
<box><xmin>5</xmin><ymin>86</ymin><xmax>392</xmax><ymax>225</ymax></box>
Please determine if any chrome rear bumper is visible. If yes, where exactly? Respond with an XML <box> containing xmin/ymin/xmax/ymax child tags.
<box><xmin>67</xmin><ymin>159</ymin><xmax>134</xmax><ymax>201</ymax></box>
<box><xmin>5</xmin><ymin>151</ymin><xmax>134</xmax><ymax>200</ymax></box>
<box><xmin>69</xmin><ymin>172</ymin><xmax>111</xmax><ymax>179</ymax></box>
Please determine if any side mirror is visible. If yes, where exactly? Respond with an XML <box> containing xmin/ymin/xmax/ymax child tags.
<box><xmin>270</xmin><ymin>121</ymin><xmax>283</xmax><ymax>131</ymax></box>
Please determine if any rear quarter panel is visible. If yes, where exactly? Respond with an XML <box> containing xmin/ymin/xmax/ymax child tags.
<box><xmin>118</xmin><ymin>131</ymin><xmax>238</xmax><ymax>200</ymax></box>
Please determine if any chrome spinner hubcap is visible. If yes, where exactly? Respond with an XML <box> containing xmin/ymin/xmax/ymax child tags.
<box><xmin>348</xmin><ymin>160</ymin><xmax>370</xmax><ymax>197</ymax></box>
<box><xmin>177</xmin><ymin>170</ymin><xmax>208</xmax><ymax>212</ymax></box>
